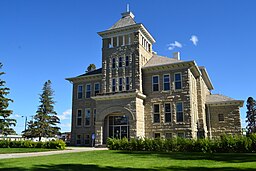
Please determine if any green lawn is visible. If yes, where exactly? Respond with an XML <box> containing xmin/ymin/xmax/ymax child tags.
<box><xmin>0</xmin><ymin>150</ymin><xmax>256</xmax><ymax>170</ymax></box>
<box><xmin>0</xmin><ymin>148</ymin><xmax>57</xmax><ymax>154</ymax></box>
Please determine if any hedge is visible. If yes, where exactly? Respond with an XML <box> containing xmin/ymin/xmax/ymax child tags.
<box><xmin>0</xmin><ymin>140</ymin><xmax>66</xmax><ymax>149</ymax></box>
<box><xmin>107</xmin><ymin>134</ymin><xmax>256</xmax><ymax>153</ymax></box>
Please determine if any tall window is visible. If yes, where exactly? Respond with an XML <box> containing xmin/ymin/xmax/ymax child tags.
<box><xmin>77</xmin><ymin>110</ymin><xmax>82</xmax><ymax>126</ymax></box>
<box><xmin>94</xmin><ymin>83</ymin><xmax>100</xmax><ymax>95</ymax></box>
<box><xmin>94</xmin><ymin>109</ymin><xmax>96</xmax><ymax>125</ymax></box>
<box><xmin>154</xmin><ymin>133</ymin><xmax>160</xmax><ymax>139</ymax></box>
<box><xmin>175</xmin><ymin>73</ymin><xmax>182</xmax><ymax>90</ymax></box>
<box><xmin>176</xmin><ymin>102</ymin><xmax>184</xmax><ymax>122</ymax></box>
<box><xmin>112</xmin><ymin>58</ymin><xmax>116</xmax><ymax>68</ymax></box>
<box><xmin>112</xmin><ymin>78</ymin><xmax>116</xmax><ymax>92</ymax></box>
<box><xmin>152</xmin><ymin>75</ymin><xmax>159</xmax><ymax>91</ymax></box>
<box><xmin>153</xmin><ymin>104</ymin><xmax>160</xmax><ymax>123</ymax></box>
<box><xmin>165</xmin><ymin>133</ymin><xmax>172</xmax><ymax>139</ymax></box>
<box><xmin>165</xmin><ymin>103</ymin><xmax>171</xmax><ymax>123</ymax></box>
<box><xmin>177</xmin><ymin>132</ymin><xmax>185</xmax><ymax>138</ymax></box>
<box><xmin>119</xmin><ymin>78</ymin><xmax>123</xmax><ymax>91</ymax></box>
<box><xmin>76</xmin><ymin>135</ymin><xmax>81</xmax><ymax>145</ymax></box>
<box><xmin>119</xmin><ymin>57</ymin><xmax>123</xmax><ymax>67</ymax></box>
<box><xmin>125</xmin><ymin>56</ymin><xmax>129</xmax><ymax>66</ymax></box>
<box><xmin>126</xmin><ymin>77</ymin><xmax>129</xmax><ymax>91</ymax></box>
<box><xmin>85</xmin><ymin>109</ymin><xmax>90</xmax><ymax>126</ymax></box>
<box><xmin>218</xmin><ymin>114</ymin><xmax>224</xmax><ymax>121</ymax></box>
<box><xmin>77</xmin><ymin>85</ymin><xmax>83</xmax><ymax>99</ymax></box>
<box><xmin>86</xmin><ymin>84</ymin><xmax>91</xmax><ymax>98</ymax></box>
<box><xmin>163</xmin><ymin>74</ymin><xmax>170</xmax><ymax>91</ymax></box>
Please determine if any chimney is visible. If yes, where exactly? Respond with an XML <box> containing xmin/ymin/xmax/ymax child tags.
<box><xmin>173</xmin><ymin>52</ymin><xmax>180</xmax><ymax>60</ymax></box>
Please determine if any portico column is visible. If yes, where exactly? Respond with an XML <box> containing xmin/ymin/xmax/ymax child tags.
<box><xmin>95</xmin><ymin>121</ymin><xmax>103</xmax><ymax>146</ymax></box>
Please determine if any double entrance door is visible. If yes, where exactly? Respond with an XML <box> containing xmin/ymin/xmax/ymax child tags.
<box><xmin>108</xmin><ymin>115</ymin><xmax>129</xmax><ymax>139</ymax></box>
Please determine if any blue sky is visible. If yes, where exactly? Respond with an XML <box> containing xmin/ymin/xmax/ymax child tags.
<box><xmin>1</xmin><ymin>0</ymin><xmax>255</xmax><ymax>134</ymax></box>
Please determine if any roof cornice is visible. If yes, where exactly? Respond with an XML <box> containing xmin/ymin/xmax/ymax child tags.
<box><xmin>98</xmin><ymin>23</ymin><xmax>156</xmax><ymax>44</ymax></box>
<box><xmin>206</xmin><ymin>100</ymin><xmax>244</xmax><ymax>107</ymax></box>
<box><xmin>199</xmin><ymin>67</ymin><xmax>214</xmax><ymax>90</ymax></box>
<box><xmin>66</xmin><ymin>74</ymin><xmax>102</xmax><ymax>83</ymax></box>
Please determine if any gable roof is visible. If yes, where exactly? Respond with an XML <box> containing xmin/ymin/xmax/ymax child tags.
<box><xmin>206</xmin><ymin>94</ymin><xmax>244</xmax><ymax>106</ymax></box>
<box><xmin>109</xmin><ymin>13</ymin><xmax>136</xmax><ymax>30</ymax></box>
<box><xmin>142</xmin><ymin>54</ymin><xmax>183</xmax><ymax>68</ymax></box>
<box><xmin>77</xmin><ymin>68</ymin><xmax>102</xmax><ymax>77</ymax></box>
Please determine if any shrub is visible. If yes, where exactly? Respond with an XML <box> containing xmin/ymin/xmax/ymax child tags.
<box><xmin>0</xmin><ymin>139</ymin><xmax>66</xmax><ymax>149</ymax></box>
<box><xmin>107</xmin><ymin>134</ymin><xmax>256</xmax><ymax>153</ymax></box>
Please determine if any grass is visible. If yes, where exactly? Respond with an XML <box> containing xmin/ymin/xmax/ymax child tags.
<box><xmin>0</xmin><ymin>150</ymin><xmax>256</xmax><ymax>170</ymax></box>
<box><xmin>0</xmin><ymin>148</ymin><xmax>58</xmax><ymax>154</ymax></box>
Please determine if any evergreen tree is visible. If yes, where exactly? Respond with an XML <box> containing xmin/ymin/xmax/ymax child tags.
<box><xmin>0</xmin><ymin>63</ymin><xmax>16</xmax><ymax>135</ymax></box>
<box><xmin>24</xmin><ymin>80</ymin><xmax>60</xmax><ymax>141</ymax></box>
<box><xmin>87</xmin><ymin>64</ymin><xmax>96</xmax><ymax>72</ymax></box>
<box><xmin>246</xmin><ymin>97</ymin><xmax>256</xmax><ymax>134</ymax></box>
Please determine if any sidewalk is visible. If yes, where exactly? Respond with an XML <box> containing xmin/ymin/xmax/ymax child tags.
<box><xmin>0</xmin><ymin>147</ymin><xmax>108</xmax><ymax>159</ymax></box>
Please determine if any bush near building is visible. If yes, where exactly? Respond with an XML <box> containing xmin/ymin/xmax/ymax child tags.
<box><xmin>0</xmin><ymin>139</ymin><xmax>66</xmax><ymax>149</ymax></box>
<box><xmin>107</xmin><ymin>134</ymin><xmax>256</xmax><ymax>153</ymax></box>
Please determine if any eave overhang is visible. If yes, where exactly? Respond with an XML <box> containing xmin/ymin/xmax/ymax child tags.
<box><xmin>98</xmin><ymin>23</ymin><xmax>156</xmax><ymax>44</ymax></box>
<box><xmin>199</xmin><ymin>66</ymin><xmax>214</xmax><ymax>90</ymax></box>
<box><xmin>65</xmin><ymin>74</ymin><xmax>102</xmax><ymax>83</ymax></box>
<box><xmin>206</xmin><ymin>100</ymin><xmax>244</xmax><ymax>107</ymax></box>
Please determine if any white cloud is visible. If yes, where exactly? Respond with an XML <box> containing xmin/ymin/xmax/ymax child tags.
<box><xmin>190</xmin><ymin>35</ymin><xmax>198</xmax><ymax>46</ymax></box>
<box><xmin>14</xmin><ymin>114</ymin><xmax>22</xmax><ymax>118</ymax></box>
<box><xmin>59</xmin><ymin>123</ymin><xmax>71</xmax><ymax>128</ymax></box>
<box><xmin>58</xmin><ymin>109</ymin><xmax>71</xmax><ymax>120</ymax></box>
<box><xmin>168</xmin><ymin>41</ymin><xmax>182</xmax><ymax>50</ymax></box>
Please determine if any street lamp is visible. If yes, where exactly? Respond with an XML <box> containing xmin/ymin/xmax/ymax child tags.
<box><xmin>21</xmin><ymin>116</ymin><xmax>27</xmax><ymax>131</ymax></box>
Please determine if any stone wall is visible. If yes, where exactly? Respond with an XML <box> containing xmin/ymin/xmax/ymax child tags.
<box><xmin>143</xmin><ymin>67</ymin><xmax>194</xmax><ymax>138</ymax></box>
<box><xmin>208</xmin><ymin>104</ymin><xmax>242</xmax><ymax>137</ymax></box>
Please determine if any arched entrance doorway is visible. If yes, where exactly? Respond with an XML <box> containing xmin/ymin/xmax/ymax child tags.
<box><xmin>103</xmin><ymin>114</ymin><xmax>129</xmax><ymax>144</ymax></box>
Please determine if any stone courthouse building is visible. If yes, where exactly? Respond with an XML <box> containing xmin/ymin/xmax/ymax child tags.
<box><xmin>66</xmin><ymin>10</ymin><xmax>244</xmax><ymax>146</ymax></box>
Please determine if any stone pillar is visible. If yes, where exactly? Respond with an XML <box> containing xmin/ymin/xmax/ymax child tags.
<box><xmin>95</xmin><ymin>121</ymin><xmax>103</xmax><ymax>146</ymax></box>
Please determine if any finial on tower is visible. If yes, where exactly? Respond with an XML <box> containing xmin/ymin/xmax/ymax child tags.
<box><xmin>126</xmin><ymin>4</ymin><xmax>130</xmax><ymax>12</ymax></box>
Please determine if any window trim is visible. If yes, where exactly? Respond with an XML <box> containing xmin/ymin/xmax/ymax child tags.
<box><xmin>176</xmin><ymin>102</ymin><xmax>184</xmax><ymax>123</ymax></box>
<box><xmin>76</xmin><ymin>109</ymin><xmax>82</xmax><ymax>127</ymax></box>
<box><xmin>85</xmin><ymin>108</ymin><xmax>91</xmax><ymax>126</ymax></box>
<box><xmin>153</xmin><ymin>103</ymin><xmax>160</xmax><ymax>123</ymax></box>
<box><xmin>77</xmin><ymin>85</ymin><xmax>83</xmax><ymax>99</ymax></box>
<box><xmin>163</xmin><ymin>74</ymin><xmax>171</xmax><ymax>91</ymax></box>
<box><xmin>94</xmin><ymin>82</ymin><xmax>100</xmax><ymax>96</ymax></box>
<box><xmin>85</xmin><ymin>84</ymin><xmax>91</xmax><ymax>98</ymax></box>
<box><xmin>174</xmin><ymin>72</ymin><xmax>182</xmax><ymax>90</ymax></box>
<box><xmin>152</xmin><ymin>75</ymin><xmax>159</xmax><ymax>92</ymax></box>
<box><xmin>164</xmin><ymin>103</ymin><xmax>172</xmax><ymax>123</ymax></box>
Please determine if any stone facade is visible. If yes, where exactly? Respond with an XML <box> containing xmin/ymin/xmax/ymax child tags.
<box><xmin>66</xmin><ymin>11</ymin><xmax>244</xmax><ymax>146</ymax></box>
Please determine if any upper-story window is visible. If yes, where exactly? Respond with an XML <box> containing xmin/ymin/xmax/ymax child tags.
<box><xmin>94</xmin><ymin>83</ymin><xmax>100</xmax><ymax>95</ymax></box>
<box><xmin>176</xmin><ymin>102</ymin><xmax>184</xmax><ymax>122</ymax></box>
<box><xmin>86</xmin><ymin>84</ymin><xmax>91</xmax><ymax>98</ymax></box>
<box><xmin>76</xmin><ymin>109</ymin><xmax>82</xmax><ymax>126</ymax></box>
<box><xmin>119</xmin><ymin>78</ymin><xmax>123</xmax><ymax>91</ymax></box>
<box><xmin>163</xmin><ymin>74</ymin><xmax>170</xmax><ymax>91</ymax></box>
<box><xmin>126</xmin><ymin>77</ymin><xmax>129</xmax><ymax>91</ymax></box>
<box><xmin>218</xmin><ymin>114</ymin><xmax>224</xmax><ymax>121</ymax></box>
<box><xmin>112</xmin><ymin>58</ymin><xmax>116</xmax><ymax>69</ymax></box>
<box><xmin>165</xmin><ymin>103</ymin><xmax>171</xmax><ymax>123</ymax></box>
<box><xmin>153</xmin><ymin>104</ymin><xmax>160</xmax><ymax>123</ymax></box>
<box><xmin>175</xmin><ymin>73</ymin><xmax>182</xmax><ymax>90</ymax></box>
<box><xmin>85</xmin><ymin>108</ymin><xmax>90</xmax><ymax>126</ymax></box>
<box><xmin>77</xmin><ymin>85</ymin><xmax>83</xmax><ymax>99</ymax></box>
<box><xmin>125</xmin><ymin>56</ymin><xmax>129</xmax><ymax>66</ymax></box>
<box><xmin>152</xmin><ymin>75</ymin><xmax>159</xmax><ymax>92</ymax></box>
<box><xmin>119</xmin><ymin>57</ymin><xmax>123</xmax><ymax>67</ymax></box>
<box><xmin>112</xmin><ymin>78</ymin><xmax>116</xmax><ymax>92</ymax></box>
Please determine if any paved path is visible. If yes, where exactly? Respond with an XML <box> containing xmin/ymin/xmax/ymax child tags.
<box><xmin>0</xmin><ymin>147</ymin><xmax>108</xmax><ymax>159</ymax></box>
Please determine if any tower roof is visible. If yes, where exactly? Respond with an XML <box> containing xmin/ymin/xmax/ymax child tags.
<box><xmin>109</xmin><ymin>12</ymin><xmax>136</xmax><ymax>30</ymax></box>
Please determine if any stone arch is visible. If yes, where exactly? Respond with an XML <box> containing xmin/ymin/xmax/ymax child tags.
<box><xmin>97</xmin><ymin>106</ymin><xmax>135</xmax><ymax>122</ymax></box>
